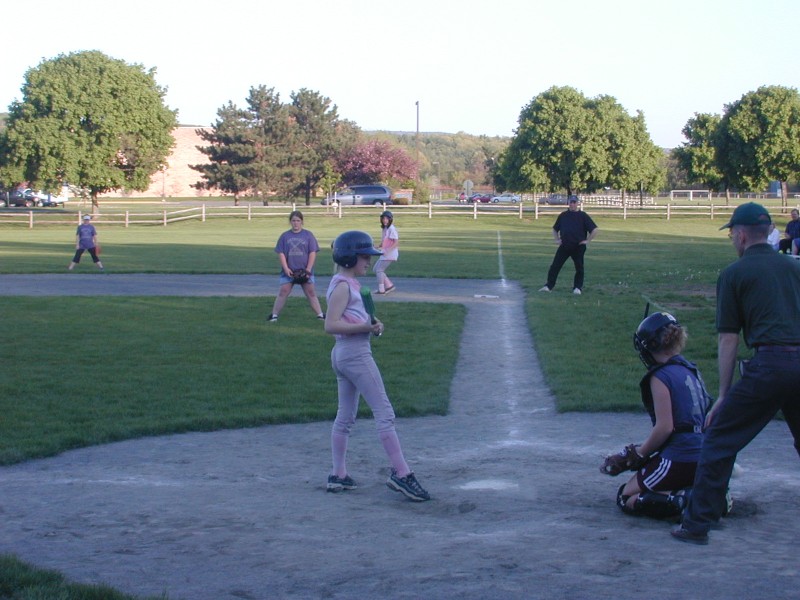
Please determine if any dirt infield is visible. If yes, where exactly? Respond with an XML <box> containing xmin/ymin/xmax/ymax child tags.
<box><xmin>1</xmin><ymin>275</ymin><xmax>798</xmax><ymax>599</ymax></box>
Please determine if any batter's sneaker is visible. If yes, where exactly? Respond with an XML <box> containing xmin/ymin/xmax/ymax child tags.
<box><xmin>267</xmin><ymin>314</ymin><xmax>278</xmax><ymax>322</ymax></box>
<box><xmin>326</xmin><ymin>474</ymin><xmax>357</xmax><ymax>492</ymax></box>
<box><xmin>538</xmin><ymin>286</ymin><xmax>551</xmax><ymax>292</ymax></box>
<box><xmin>387</xmin><ymin>469</ymin><xmax>430</xmax><ymax>502</ymax></box>
<box><xmin>573</xmin><ymin>288</ymin><xmax>582</xmax><ymax>295</ymax></box>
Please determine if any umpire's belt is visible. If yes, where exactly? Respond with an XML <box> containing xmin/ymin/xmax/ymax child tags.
<box><xmin>754</xmin><ymin>345</ymin><xmax>800</xmax><ymax>352</ymax></box>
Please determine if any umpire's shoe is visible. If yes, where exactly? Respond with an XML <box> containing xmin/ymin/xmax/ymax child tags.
<box><xmin>671</xmin><ymin>525</ymin><xmax>709</xmax><ymax>545</ymax></box>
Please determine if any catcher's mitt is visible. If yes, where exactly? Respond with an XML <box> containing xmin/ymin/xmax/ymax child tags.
<box><xmin>600</xmin><ymin>444</ymin><xmax>648</xmax><ymax>476</ymax></box>
<box><xmin>291</xmin><ymin>268</ymin><xmax>310</xmax><ymax>284</ymax></box>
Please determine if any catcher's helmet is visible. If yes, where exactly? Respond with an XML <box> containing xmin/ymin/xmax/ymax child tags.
<box><xmin>332</xmin><ymin>230</ymin><xmax>382</xmax><ymax>268</ymax></box>
<box><xmin>380</xmin><ymin>210</ymin><xmax>394</xmax><ymax>227</ymax></box>
<box><xmin>633</xmin><ymin>312</ymin><xmax>680</xmax><ymax>368</ymax></box>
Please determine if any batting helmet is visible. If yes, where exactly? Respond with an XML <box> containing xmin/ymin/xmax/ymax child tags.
<box><xmin>332</xmin><ymin>230</ymin><xmax>382</xmax><ymax>268</ymax></box>
<box><xmin>380</xmin><ymin>210</ymin><xmax>394</xmax><ymax>227</ymax></box>
<box><xmin>633</xmin><ymin>312</ymin><xmax>680</xmax><ymax>368</ymax></box>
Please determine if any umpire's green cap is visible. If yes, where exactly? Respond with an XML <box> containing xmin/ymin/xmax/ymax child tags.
<box><xmin>719</xmin><ymin>202</ymin><xmax>771</xmax><ymax>230</ymax></box>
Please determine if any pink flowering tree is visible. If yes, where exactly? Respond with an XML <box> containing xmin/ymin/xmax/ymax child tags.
<box><xmin>336</xmin><ymin>139</ymin><xmax>418</xmax><ymax>185</ymax></box>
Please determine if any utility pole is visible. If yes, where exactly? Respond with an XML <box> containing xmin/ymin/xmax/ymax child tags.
<box><xmin>415</xmin><ymin>100</ymin><xmax>420</xmax><ymax>181</ymax></box>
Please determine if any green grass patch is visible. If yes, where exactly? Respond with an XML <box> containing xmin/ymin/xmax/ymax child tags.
<box><xmin>1</xmin><ymin>213</ymin><xmax>748</xmax><ymax>446</ymax></box>
<box><xmin>0</xmin><ymin>554</ymin><xmax>164</xmax><ymax>599</ymax></box>
<box><xmin>0</xmin><ymin>296</ymin><xmax>464</xmax><ymax>465</ymax></box>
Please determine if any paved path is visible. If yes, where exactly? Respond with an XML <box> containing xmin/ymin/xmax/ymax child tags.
<box><xmin>0</xmin><ymin>275</ymin><xmax>798</xmax><ymax>599</ymax></box>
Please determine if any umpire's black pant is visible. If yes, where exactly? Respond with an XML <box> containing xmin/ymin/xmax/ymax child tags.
<box><xmin>545</xmin><ymin>243</ymin><xmax>586</xmax><ymax>291</ymax></box>
<box><xmin>682</xmin><ymin>347</ymin><xmax>800</xmax><ymax>535</ymax></box>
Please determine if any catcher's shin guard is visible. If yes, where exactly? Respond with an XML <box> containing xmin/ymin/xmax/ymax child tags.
<box><xmin>630</xmin><ymin>489</ymin><xmax>689</xmax><ymax>519</ymax></box>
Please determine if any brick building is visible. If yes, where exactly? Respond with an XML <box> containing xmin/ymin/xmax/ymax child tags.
<box><xmin>102</xmin><ymin>126</ymin><xmax>219</xmax><ymax>199</ymax></box>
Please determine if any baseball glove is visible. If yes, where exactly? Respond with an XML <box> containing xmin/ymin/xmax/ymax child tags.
<box><xmin>291</xmin><ymin>268</ymin><xmax>310</xmax><ymax>284</ymax></box>
<box><xmin>600</xmin><ymin>444</ymin><xmax>648</xmax><ymax>476</ymax></box>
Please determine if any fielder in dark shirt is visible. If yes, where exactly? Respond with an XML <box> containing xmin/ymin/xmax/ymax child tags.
<box><xmin>539</xmin><ymin>196</ymin><xmax>598</xmax><ymax>294</ymax></box>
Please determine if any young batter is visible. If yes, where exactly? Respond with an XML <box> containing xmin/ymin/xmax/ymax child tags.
<box><xmin>324</xmin><ymin>230</ymin><xmax>430</xmax><ymax>502</ymax></box>
<box><xmin>374</xmin><ymin>210</ymin><xmax>398</xmax><ymax>294</ymax></box>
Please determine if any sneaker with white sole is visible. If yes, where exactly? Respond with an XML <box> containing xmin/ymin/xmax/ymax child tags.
<box><xmin>386</xmin><ymin>469</ymin><xmax>430</xmax><ymax>502</ymax></box>
<box><xmin>327</xmin><ymin>474</ymin><xmax>357</xmax><ymax>492</ymax></box>
<box><xmin>267</xmin><ymin>314</ymin><xmax>278</xmax><ymax>322</ymax></box>
<box><xmin>573</xmin><ymin>288</ymin><xmax>582</xmax><ymax>295</ymax></box>
<box><xmin>538</xmin><ymin>286</ymin><xmax>551</xmax><ymax>292</ymax></box>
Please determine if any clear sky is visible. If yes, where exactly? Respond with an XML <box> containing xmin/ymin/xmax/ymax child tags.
<box><xmin>2</xmin><ymin>0</ymin><xmax>797</xmax><ymax>149</ymax></box>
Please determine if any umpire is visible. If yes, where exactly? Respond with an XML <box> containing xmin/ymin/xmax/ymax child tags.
<box><xmin>672</xmin><ymin>202</ymin><xmax>800</xmax><ymax>545</ymax></box>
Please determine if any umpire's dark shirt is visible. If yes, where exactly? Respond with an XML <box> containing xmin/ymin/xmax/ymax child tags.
<box><xmin>716</xmin><ymin>243</ymin><xmax>800</xmax><ymax>347</ymax></box>
<box><xmin>553</xmin><ymin>210</ymin><xmax>597</xmax><ymax>246</ymax></box>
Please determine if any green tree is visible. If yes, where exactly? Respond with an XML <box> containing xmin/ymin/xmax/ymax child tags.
<box><xmin>0</xmin><ymin>51</ymin><xmax>177</xmax><ymax>209</ymax></box>
<box><xmin>673</xmin><ymin>113</ymin><xmax>726</xmax><ymax>200</ymax></box>
<box><xmin>193</xmin><ymin>86</ymin><xmax>292</xmax><ymax>205</ymax></box>
<box><xmin>595</xmin><ymin>97</ymin><xmax>664</xmax><ymax>200</ymax></box>
<box><xmin>717</xmin><ymin>85</ymin><xmax>800</xmax><ymax>207</ymax></box>
<box><xmin>192</xmin><ymin>102</ymin><xmax>256</xmax><ymax>205</ymax></box>
<box><xmin>288</xmin><ymin>89</ymin><xmax>352</xmax><ymax>205</ymax></box>
<box><xmin>500</xmin><ymin>86</ymin><xmax>610</xmax><ymax>196</ymax></box>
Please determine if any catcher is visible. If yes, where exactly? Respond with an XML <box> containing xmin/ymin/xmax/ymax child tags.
<box><xmin>600</xmin><ymin>312</ymin><xmax>712</xmax><ymax>519</ymax></box>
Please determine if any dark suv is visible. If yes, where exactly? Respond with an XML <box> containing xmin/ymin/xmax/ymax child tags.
<box><xmin>324</xmin><ymin>184</ymin><xmax>393</xmax><ymax>206</ymax></box>
<box><xmin>1</xmin><ymin>188</ymin><xmax>37</xmax><ymax>207</ymax></box>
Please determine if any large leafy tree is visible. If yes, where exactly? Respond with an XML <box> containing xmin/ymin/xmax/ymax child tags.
<box><xmin>0</xmin><ymin>51</ymin><xmax>177</xmax><ymax>209</ymax></box>
<box><xmin>717</xmin><ymin>85</ymin><xmax>800</xmax><ymax>207</ymax></box>
<box><xmin>498</xmin><ymin>86</ymin><xmax>663</xmax><ymax>197</ymax></box>
<box><xmin>673</xmin><ymin>113</ymin><xmax>726</xmax><ymax>200</ymax></box>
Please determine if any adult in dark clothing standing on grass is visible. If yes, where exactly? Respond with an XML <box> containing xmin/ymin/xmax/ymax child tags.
<box><xmin>539</xmin><ymin>196</ymin><xmax>598</xmax><ymax>295</ymax></box>
<box><xmin>672</xmin><ymin>202</ymin><xmax>800</xmax><ymax>545</ymax></box>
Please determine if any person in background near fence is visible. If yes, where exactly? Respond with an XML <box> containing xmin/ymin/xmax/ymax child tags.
<box><xmin>672</xmin><ymin>202</ymin><xmax>800</xmax><ymax>545</ymax></box>
<box><xmin>778</xmin><ymin>208</ymin><xmax>800</xmax><ymax>253</ymax></box>
<box><xmin>267</xmin><ymin>211</ymin><xmax>325</xmax><ymax>323</ymax></box>
<box><xmin>374</xmin><ymin>210</ymin><xmax>398</xmax><ymax>294</ymax></box>
<box><xmin>539</xmin><ymin>195</ymin><xmax>598</xmax><ymax>295</ymax></box>
<box><xmin>68</xmin><ymin>215</ymin><xmax>104</xmax><ymax>271</ymax></box>
<box><xmin>767</xmin><ymin>223</ymin><xmax>781</xmax><ymax>251</ymax></box>
<box><xmin>324</xmin><ymin>230</ymin><xmax>430</xmax><ymax>502</ymax></box>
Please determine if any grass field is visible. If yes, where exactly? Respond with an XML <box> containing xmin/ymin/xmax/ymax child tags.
<box><xmin>1</xmin><ymin>212</ymin><xmax>740</xmax><ymax>461</ymax></box>
<box><xmin>0</xmin><ymin>208</ymin><xmax>770</xmax><ymax>597</ymax></box>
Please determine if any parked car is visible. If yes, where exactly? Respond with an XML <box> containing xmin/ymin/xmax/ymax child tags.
<box><xmin>323</xmin><ymin>184</ymin><xmax>393</xmax><ymax>206</ymax></box>
<box><xmin>35</xmin><ymin>188</ymin><xmax>69</xmax><ymax>207</ymax></box>
<box><xmin>469</xmin><ymin>193</ymin><xmax>492</xmax><ymax>203</ymax></box>
<box><xmin>491</xmin><ymin>193</ymin><xmax>521</xmax><ymax>203</ymax></box>
<box><xmin>2</xmin><ymin>188</ymin><xmax>38</xmax><ymax>207</ymax></box>
<box><xmin>543</xmin><ymin>193</ymin><xmax>573</xmax><ymax>205</ymax></box>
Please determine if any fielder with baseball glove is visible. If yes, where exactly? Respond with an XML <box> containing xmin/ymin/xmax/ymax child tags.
<box><xmin>267</xmin><ymin>211</ymin><xmax>326</xmax><ymax>323</ymax></box>
<box><xmin>601</xmin><ymin>310</ymin><xmax>712</xmax><ymax>520</ymax></box>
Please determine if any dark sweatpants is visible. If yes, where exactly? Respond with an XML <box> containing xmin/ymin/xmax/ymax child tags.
<box><xmin>545</xmin><ymin>244</ymin><xmax>586</xmax><ymax>290</ymax></box>
<box><xmin>682</xmin><ymin>348</ymin><xmax>800</xmax><ymax>534</ymax></box>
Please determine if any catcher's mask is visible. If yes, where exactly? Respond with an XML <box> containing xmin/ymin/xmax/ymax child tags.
<box><xmin>380</xmin><ymin>210</ymin><xmax>394</xmax><ymax>227</ymax></box>
<box><xmin>633</xmin><ymin>312</ymin><xmax>679</xmax><ymax>368</ymax></box>
<box><xmin>332</xmin><ymin>230</ymin><xmax>382</xmax><ymax>268</ymax></box>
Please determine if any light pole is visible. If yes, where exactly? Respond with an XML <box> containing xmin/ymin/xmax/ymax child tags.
<box><xmin>415</xmin><ymin>100</ymin><xmax>420</xmax><ymax>181</ymax></box>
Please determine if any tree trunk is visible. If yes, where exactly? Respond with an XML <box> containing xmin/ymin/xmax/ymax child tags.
<box><xmin>725</xmin><ymin>188</ymin><xmax>731</xmax><ymax>205</ymax></box>
<box><xmin>781</xmin><ymin>180</ymin><xmax>788</xmax><ymax>208</ymax></box>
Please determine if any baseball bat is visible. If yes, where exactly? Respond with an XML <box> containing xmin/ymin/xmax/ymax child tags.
<box><xmin>360</xmin><ymin>287</ymin><xmax>381</xmax><ymax>336</ymax></box>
